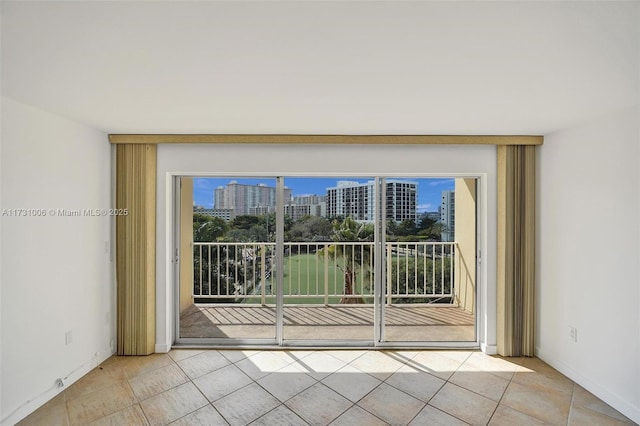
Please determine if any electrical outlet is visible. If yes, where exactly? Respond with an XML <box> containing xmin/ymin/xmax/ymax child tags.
<box><xmin>569</xmin><ymin>326</ymin><xmax>578</xmax><ymax>343</ymax></box>
<box><xmin>65</xmin><ymin>330</ymin><xmax>73</xmax><ymax>346</ymax></box>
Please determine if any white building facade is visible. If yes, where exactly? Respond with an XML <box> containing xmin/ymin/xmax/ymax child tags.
<box><xmin>327</xmin><ymin>180</ymin><xmax>417</xmax><ymax>222</ymax></box>
<box><xmin>440</xmin><ymin>189</ymin><xmax>455</xmax><ymax>242</ymax></box>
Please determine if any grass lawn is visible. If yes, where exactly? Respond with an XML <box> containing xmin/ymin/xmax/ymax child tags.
<box><xmin>243</xmin><ymin>253</ymin><xmax>374</xmax><ymax>304</ymax></box>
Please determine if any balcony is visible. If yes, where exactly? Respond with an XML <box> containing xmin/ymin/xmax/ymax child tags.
<box><xmin>180</xmin><ymin>241</ymin><xmax>475</xmax><ymax>342</ymax></box>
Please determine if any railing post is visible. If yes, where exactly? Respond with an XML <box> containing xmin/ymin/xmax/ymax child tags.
<box><xmin>451</xmin><ymin>242</ymin><xmax>456</xmax><ymax>303</ymax></box>
<box><xmin>324</xmin><ymin>244</ymin><xmax>329</xmax><ymax>305</ymax></box>
<box><xmin>386</xmin><ymin>244</ymin><xmax>392</xmax><ymax>305</ymax></box>
<box><xmin>198</xmin><ymin>244</ymin><xmax>202</xmax><ymax>297</ymax></box>
<box><xmin>261</xmin><ymin>244</ymin><xmax>266</xmax><ymax>305</ymax></box>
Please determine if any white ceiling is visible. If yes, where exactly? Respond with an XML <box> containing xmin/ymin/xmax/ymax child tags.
<box><xmin>1</xmin><ymin>1</ymin><xmax>638</xmax><ymax>135</ymax></box>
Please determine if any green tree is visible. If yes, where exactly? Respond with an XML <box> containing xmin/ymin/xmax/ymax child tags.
<box><xmin>386</xmin><ymin>220</ymin><xmax>399</xmax><ymax>239</ymax></box>
<box><xmin>248</xmin><ymin>224</ymin><xmax>268</xmax><ymax>242</ymax></box>
<box><xmin>192</xmin><ymin>214</ymin><xmax>236</xmax><ymax>302</ymax></box>
<box><xmin>231</xmin><ymin>215</ymin><xmax>262</xmax><ymax>230</ymax></box>
<box><xmin>390</xmin><ymin>256</ymin><xmax>452</xmax><ymax>304</ymax></box>
<box><xmin>417</xmin><ymin>222</ymin><xmax>446</xmax><ymax>241</ymax></box>
<box><xmin>193</xmin><ymin>214</ymin><xmax>228</xmax><ymax>242</ymax></box>
<box><xmin>398</xmin><ymin>219</ymin><xmax>417</xmax><ymax>236</ymax></box>
<box><xmin>194</xmin><ymin>242</ymin><xmax>269</xmax><ymax>303</ymax></box>
<box><xmin>224</xmin><ymin>228</ymin><xmax>252</xmax><ymax>242</ymax></box>
<box><xmin>330</xmin><ymin>217</ymin><xmax>374</xmax><ymax>304</ymax></box>
<box><xmin>287</xmin><ymin>216</ymin><xmax>333</xmax><ymax>242</ymax></box>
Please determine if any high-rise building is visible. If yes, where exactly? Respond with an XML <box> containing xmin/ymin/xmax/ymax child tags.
<box><xmin>293</xmin><ymin>194</ymin><xmax>326</xmax><ymax>206</ymax></box>
<box><xmin>214</xmin><ymin>181</ymin><xmax>292</xmax><ymax>217</ymax></box>
<box><xmin>327</xmin><ymin>180</ymin><xmax>417</xmax><ymax>222</ymax></box>
<box><xmin>327</xmin><ymin>181</ymin><xmax>375</xmax><ymax>221</ymax></box>
<box><xmin>284</xmin><ymin>204</ymin><xmax>312</xmax><ymax>221</ymax></box>
<box><xmin>193</xmin><ymin>206</ymin><xmax>234</xmax><ymax>221</ymax></box>
<box><xmin>385</xmin><ymin>180</ymin><xmax>417</xmax><ymax>223</ymax></box>
<box><xmin>440</xmin><ymin>189</ymin><xmax>455</xmax><ymax>242</ymax></box>
<box><xmin>289</xmin><ymin>194</ymin><xmax>327</xmax><ymax>219</ymax></box>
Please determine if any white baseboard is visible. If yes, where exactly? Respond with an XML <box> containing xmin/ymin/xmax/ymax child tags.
<box><xmin>1</xmin><ymin>348</ymin><xmax>115</xmax><ymax>426</ymax></box>
<box><xmin>155</xmin><ymin>343</ymin><xmax>171</xmax><ymax>353</ymax></box>
<box><xmin>481</xmin><ymin>342</ymin><xmax>497</xmax><ymax>355</ymax></box>
<box><xmin>536</xmin><ymin>347</ymin><xmax>640</xmax><ymax>424</ymax></box>
<box><xmin>97</xmin><ymin>347</ymin><xmax>117</xmax><ymax>363</ymax></box>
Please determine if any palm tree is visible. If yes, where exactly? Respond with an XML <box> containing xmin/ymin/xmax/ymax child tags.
<box><xmin>330</xmin><ymin>217</ymin><xmax>374</xmax><ymax>304</ymax></box>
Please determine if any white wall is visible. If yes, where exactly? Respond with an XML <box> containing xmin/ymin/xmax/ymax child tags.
<box><xmin>156</xmin><ymin>143</ymin><xmax>497</xmax><ymax>352</ymax></box>
<box><xmin>538</xmin><ymin>106</ymin><xmax>640</xmax><ymax>423</ymax></box>
<box><xmin>0</xmin><ymin>98</ymin><xmax>114</xmax><ymax>424</ymax></box>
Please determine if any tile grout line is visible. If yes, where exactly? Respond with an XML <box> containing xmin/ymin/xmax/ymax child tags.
<box><xmin>131</xmin><ymin>353</ymin><xmax>196</xmax><ymax>425</ymax></box>
<box><xmin>249</xmin><ymin>354</ymin><xmax>349</xmax><ymax>425</ymax></box>
<box><xmin>316</xmin><ymin>351</ymin><xmax>390</xmax><ymax>425</ymax></box>
<box><xmin>566</xmin><ymin>382</ymin><xmax>577</xmax><ymax>426</ymax></box>
<box><xmin>64</xmin><ymin>390</ymin><xmax>71</xmax><ymax>426</ymax></box>
<box><xmin>383</xmin><ymin>352</ymin><xmax>473</xmax><ymax>424</ymax></box>
<box><xmin>76</xmin><ymin>350</ymin><xmax>470</xmax><ymax>426</ymax></box>
<box><xmin>188</xmin><ymin>367</ymin><xmax>229</xmax><ymax>426</ymax></box>
<box><xmin>48</xmin><ymin>350</ymin><xmax>628</xmax><ymax>426</ymax></box>
<box><xmin>178</xmin><ymin>349</ymin><xmax>312</xmax><ymax>425</ymax></box>
<box><xmin>484</xmin><ymin>356</ymin><xmax>520</xmax><ymax>426</ymax></box>
<box><xmin>122</xmin><ymin>366</ymin><xmax>150</xmax><ymax>426</ymax></box>
<box><xmin>419</xmin><ymin>351</ymin><xmax>476</xmax><ymax>426</ymax></box>
<box><xmin>255</xmin><ymin>403</ymin><xmax>311</xmax><ymax>426</ymax></box>
<box><xmin>488</xmin><ymin>356</ymin><xmax>569</xmax><ymax>425</ymax></box>
<box><xmin>171</xmin><ymin>350</ymin><xmax>226</xmax><ymax>425</ymax></box>
<box><xmin>65</xmin><ymin>356</ymin><xmax>134</xmax><ymax>426</ymax></box>
<box><xmin>251</xmin><ymin>350</ymin><xmax>392</xmax><ymax>425</ymax></box>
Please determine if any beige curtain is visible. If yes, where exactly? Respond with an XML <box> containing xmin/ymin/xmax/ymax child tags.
<box><xmin>116</xmin><ymin>144</ymin><xmax>157</xmax><ymax>356</ymax></box>
<box><xmin>497</xmin><ymin>145</ymin><xmax>536</xmax><ymax>357</ymax></box>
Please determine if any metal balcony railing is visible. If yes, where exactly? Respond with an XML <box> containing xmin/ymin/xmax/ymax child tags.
<box><xmin>193</xmin><ymin>241</ymin><xmax>456</xmax><ymax>305</ymax></box>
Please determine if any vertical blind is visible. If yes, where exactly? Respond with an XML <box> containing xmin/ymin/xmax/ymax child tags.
<box><xmin>497</xmin><ymin>145</ymin><xmax>536</xmax><ymax>357</ymax></box>
<box><xmin>116</xmin><ymin>144</ymin><xmax>157</xmax><ymax>355</ymax></box>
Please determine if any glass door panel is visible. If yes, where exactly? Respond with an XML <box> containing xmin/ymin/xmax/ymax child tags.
<box><xmin>282</xmin><ymin>177</ymin><xmax>376</xmax><ymax>343</ymax></box>
<box><xmin>178</xmin><ymin>176</ymin><xmax>277</xmax><ymax>342</ymax></box>
<box><xmin>177</xmin><ymin>174</ymin><xmax>479</xmax><ymax>347</ymax></box>
<box><xmin>381</xmin><ymin>177</ymin><xmax>477</xmax><ymax>343</ymax></box>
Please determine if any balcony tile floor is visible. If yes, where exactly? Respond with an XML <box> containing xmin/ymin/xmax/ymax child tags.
<box><xmin>180</xmin><ymin>304</ymin><xmax>476</xmax><ymax>341</ymax></box>
<box><xmin>18</xmin><ymin>350</ymin><xmax>637</xmax><ymax>426</ymax></box>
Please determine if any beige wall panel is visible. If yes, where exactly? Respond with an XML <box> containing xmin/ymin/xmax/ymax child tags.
<box><xmin>455</xmin><ymin>178</ymin><xmax>477</xmax><ymax>313</ymax></box>
<box><xmin>180</xmin><ymin>178</ymin><xmax>194</xmax><ymax>314</ymax></box>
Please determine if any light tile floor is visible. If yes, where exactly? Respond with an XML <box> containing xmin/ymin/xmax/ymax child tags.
<box><xmin>18</xmin><ymin>349</ymin><xmax>637</xmax><ymax>426</ymax></box>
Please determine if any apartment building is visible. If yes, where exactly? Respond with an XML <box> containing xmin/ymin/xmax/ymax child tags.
<box><xmin>327</xmin><ymin>180</ymin><xmax>417</xmax><ymax>222</ymax></box>
<box><xmin>290</xmin><ymin>194</ymin><xmax>327</xmax><ymax>219</ymax></box>
<box><xmin>214</xmin><ymin>181</ymin><xmax>292</xmax><ymax>217</ymax></box>
<box><xmin>440</xmin><ymin>189</ymin><xmax>455</xmax><ymax>242</ymax></box>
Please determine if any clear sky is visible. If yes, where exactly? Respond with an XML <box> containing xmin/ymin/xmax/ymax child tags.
<box><xmin>193</xmin><ymin>177</ymin><xmax>455</xmax><ymax>213</ymax></box>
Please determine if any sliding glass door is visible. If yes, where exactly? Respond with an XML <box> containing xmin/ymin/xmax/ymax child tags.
<box><xmin>177</xmin><ymin>177</ymin><xmax>278</xmax><ymax>343</ymax></box>
<box><xmin>175</xmin><ymin>175</ymin><xmax>478</xmax><ymax>346</ymax></box>
<box><xmin>379</xmin><ymin>177</ymin><xmax>477</xmax><ymax>344</ymax></box>
<box><xmin>281</xmin><ymin>177</ymin><xmax>376</xmax><ymax>344</ymax></box>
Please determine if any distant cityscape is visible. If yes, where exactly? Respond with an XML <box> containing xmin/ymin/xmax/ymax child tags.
<box><xmin>194</xmin><ymin>179</ymin><xmax>456</xmax><ymax>241</ymax></box>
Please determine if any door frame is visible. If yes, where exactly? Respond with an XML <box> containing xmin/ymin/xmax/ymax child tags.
<box><xmin>171</xmin><ymin>172</ymin><xmax>483</xmax><ymax>349</ymax></box>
